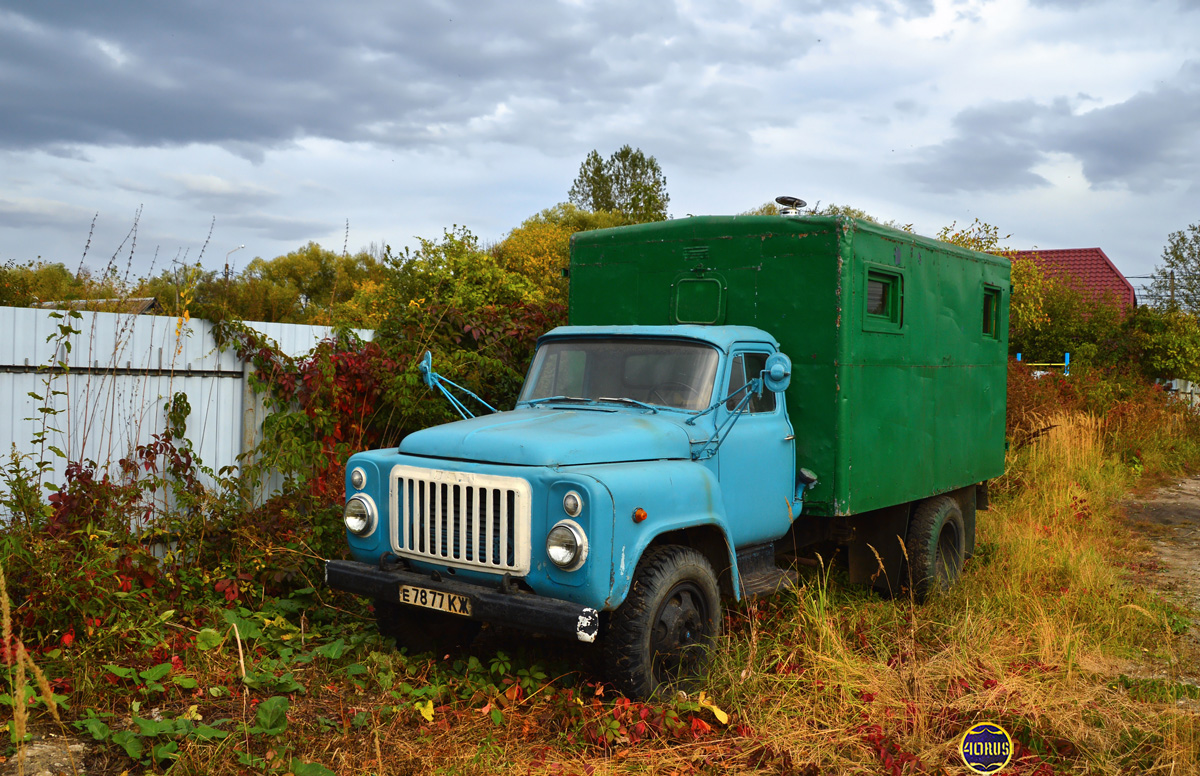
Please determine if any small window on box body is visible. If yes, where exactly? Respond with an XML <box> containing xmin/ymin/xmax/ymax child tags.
<box><xmin>983</xmin><ymin>286</ymin><xmax>1000</xmax><ymax>338</ymax></box>
<box><xmin>865</xmin><ymin>270</ymin><xmax>903</xmax><ymax>330</ymax></box>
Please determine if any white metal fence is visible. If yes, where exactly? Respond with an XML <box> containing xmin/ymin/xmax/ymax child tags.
<box><xmin>0</xmin><ymin>306</ymin><xmax>371</xmax><ymax>506</ymax></box>
<box><xmin>1166</xmin><ymin>379</ymin><xmax>1200</xmax><ymax>408</ymax></box>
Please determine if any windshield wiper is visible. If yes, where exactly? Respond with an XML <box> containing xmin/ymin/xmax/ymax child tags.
<box><xmin>521</xmin><ymin>396</ymin><xmax>597</xmax><ymax>407</ymax></box>
<box><xmin>597</xmin><ymin>397</ymin><xmax>658</xmax><ymax>413</ymax></box>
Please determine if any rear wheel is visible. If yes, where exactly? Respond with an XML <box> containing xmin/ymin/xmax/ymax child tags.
<box><xmin>905</xmin><ymin>496</ymin><xmax>966</xmax><ymax>602</ymax></box>
<box><xmin>604</xmin><ymin>546</ymin><xmax>721</xmax><ymax>699</ymax></box>
<box><xmin>374</xmin><ymin>599</ymin><xmax>480</xmax><ymax>655</ymax></box>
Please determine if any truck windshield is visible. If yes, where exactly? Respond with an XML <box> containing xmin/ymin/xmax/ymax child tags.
<box><xmin>519</xmin><ymin>339</ymin><xmax>720</xmax><ymax>411</ymax></box>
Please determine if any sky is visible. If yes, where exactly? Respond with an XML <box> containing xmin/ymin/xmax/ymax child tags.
<box><xmin>1</xmin><ymin>0</ymin><xmax>1197</xmax><ymax>297</ymax></box>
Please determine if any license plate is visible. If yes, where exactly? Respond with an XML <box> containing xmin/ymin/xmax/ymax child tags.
<box><xmin>399</xmin><ymin>585</ymin><xmax>472</xmax><ymax>617</ymax></box>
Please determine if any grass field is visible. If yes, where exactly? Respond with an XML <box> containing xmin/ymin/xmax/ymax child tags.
<box><xmin>4</xmin><ymin>374</ymin><xmax>1200</xmax><ymax>774</ymax></box>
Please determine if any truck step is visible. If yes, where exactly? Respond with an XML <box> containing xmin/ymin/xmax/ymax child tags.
<box><xmin>735</xmin><ymin>542</ymin><xmax>798</xmax><ymax>598</ymax></box>
<box><xmin>738</xmin><ymin>565</ymin><xmax>799</xmax><ymax>598</ymax></box>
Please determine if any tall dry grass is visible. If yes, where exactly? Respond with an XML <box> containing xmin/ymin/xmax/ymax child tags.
<box><xmin>1</xmin><ymin>565</ymin><xmax>76</xmax><ymax>775</ymax></box>
<box><xmin>703</xmin><ymin>412</ymin><xmax>1198</xmax><ymax>773</ymax></box>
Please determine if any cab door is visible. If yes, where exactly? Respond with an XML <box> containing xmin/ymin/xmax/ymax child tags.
<box><xmin>716</xmin><ymin>349</ymin><xmax>796</xmax><ymax>548</ymax></box>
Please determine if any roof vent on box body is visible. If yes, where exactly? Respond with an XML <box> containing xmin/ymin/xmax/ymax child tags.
<box><xmin>775</xmin><ymin>195</ymin><xmax>806</xmax><ymax>216</ymax></box>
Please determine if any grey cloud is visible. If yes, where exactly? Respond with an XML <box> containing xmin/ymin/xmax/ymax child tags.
<box><xmin>1030</xmin><ymin>0</ymin><xmax>1198</xmax><ymax>8</ymax></box>
<box><xmin>0</xmin><ymin>197</ymin><xmax>96</xmax><ymax>229</ymax></box>
<box><xmin>1060</xmin><ymin>62</ymin><xmax>1200</xmax><ymax>189</ymax></box>
<box><xmin>0</xmin><ymin>0</ymin><xmax>925</xmax><ymax>159</ymax></box>
<box><xmin>904</xmin><ymin>63</ymin><xmax>1200</xmax><ymax>193</ymax></box>
<box><xmin>903</xmin><ymin>100</ymin><xmax>1059</xmax><ymax>192</ymax></box>
<box><xmin>223</xmin><ymin>212</ymin><xmax>334</xmax><ymax>242</ymax></box>
<box><xmin>171</xmin><ymin>175</ymin><xmax>278</xmax><ymax>211</ymax></box>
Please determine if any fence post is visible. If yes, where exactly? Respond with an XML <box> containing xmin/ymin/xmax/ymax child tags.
<box><xmin>239</xmin><ymin>361</ymin><xmax>268</xmax><ymax>506</ymax></box>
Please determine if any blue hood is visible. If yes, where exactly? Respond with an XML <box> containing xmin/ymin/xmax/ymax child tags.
<box><xmin>399</xmin><ymin>407</ymin><xmax>694</xmax><ymax>466</ymax></box>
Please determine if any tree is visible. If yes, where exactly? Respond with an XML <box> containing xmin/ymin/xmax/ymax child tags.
<box><xmin>813</xmin><ymin>202</ymin><xmax>878</xmax><ymax>222</ymax></box>
<box><xmin>1147</xmin><ymin>222</ymin><xmax>1200</xmax><ymax>312</ymax></box>
<box><xmin>739</xmin><ymin>201</ymin><xmax>782</xmax><ymax>216</ymax></box>
<box><xmin>568</xmin><ymin>150</ymin><xmax>613</xmax><ymax>213</ymax></box>
<box><xmin>741</xmin><ymin>200</ymin><xmax>913</xmax><ymax>231</ymax></box>
<box><xmin>134</xmin><ymin>242</ymin><xmax>388</xmax><ymax>325</ymax></box>
<box><xmin>1117</xmin><ymin>305</ymin><xmax>1200</xmax><ymax>382</ymax></box>
<box><xmin>568</xmin><ymin>145</ymin><xmax>670</xmax><ymax>222</ymax></box>
<box><xmin>494</xmin><ymin>220</ymin><xmax>573</xmax><ymax>305</ymax></box>
<box><xmin>523</xmin><ymin>202</ymin><xmax>637</xmax><ymax>233</ymax></box>
<box><xmin>387</xmin><ymin>226</ymin><xmax>544</xmax><ymax>312</ymax></box>
<box><xmin>492</xmin><ymin>204</ymin><xmax>640</xmax><ymax>306</ymax></box>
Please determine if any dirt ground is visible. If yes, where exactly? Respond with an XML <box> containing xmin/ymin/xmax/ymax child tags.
<box><xmin>1121</xmin><ymin>475</ymin><xmax>1200</xmax><ymax>682</ymax></box>
<box><xmin>0</xmin><ymin>727</ymin><xmax>87</xmax><ymax>776</ymax></box>
<box><xmin>5</xmin><ymin>478</ymin><xmax>1200</xmax><ymax>776</ymax></box>
<box><xmin>1123</xmin><ymin>476</ymin><xmax>1200</xmax><ymax>614</ymax></box>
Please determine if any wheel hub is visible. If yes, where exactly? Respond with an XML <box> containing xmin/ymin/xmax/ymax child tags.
<box><xmin>649</xmin><ymin>582</ymin><xmax>710</xmax><ymax>683</ymax></box>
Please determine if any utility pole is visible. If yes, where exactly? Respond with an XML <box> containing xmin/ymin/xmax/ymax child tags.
<box><xmin>1171</xmin><ymin>270</ymin><xmax>1176</xmax><ymax>307</ymax></box>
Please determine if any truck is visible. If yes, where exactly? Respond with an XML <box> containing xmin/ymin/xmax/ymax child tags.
<box><xmin>325</xmin><ymin>206</ymin><xmax>1010</xmax><ymax>698</ymax></box>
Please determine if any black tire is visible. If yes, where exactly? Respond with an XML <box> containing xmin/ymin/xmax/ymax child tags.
<box><xmin>604</xmin><ymin>546</ymin><xmax>722</xmax><ymax>699</ymax></box>
<box><xmin>374</xmin><ymin>600</ymin><xmax>480</xmax><ymax>655</ymax></box>
<box><xmin>905</xmin><ymin>496</ymin><xmax>966</xmax><ymax>602</ymax></box>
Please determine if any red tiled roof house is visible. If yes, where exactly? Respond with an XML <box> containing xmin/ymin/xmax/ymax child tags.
<box><xmin>1008</xmin><ymin>248</ymin><xmax>1137</xmax><ymax>311</ymax></box>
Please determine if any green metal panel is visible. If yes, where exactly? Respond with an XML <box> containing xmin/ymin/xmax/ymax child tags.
<box><xmin>568</xmin><ymin>215</ymin><xmax>1009</xmax><ymax>517</ymax></box>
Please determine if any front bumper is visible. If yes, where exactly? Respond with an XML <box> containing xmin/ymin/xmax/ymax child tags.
<box><xmin>324</xmin><ymin>559</ymin><xmax>601</xmax><ymax>643</ymax></box>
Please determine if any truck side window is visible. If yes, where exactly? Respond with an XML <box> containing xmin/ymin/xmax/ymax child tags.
<box><xmin>866</xmin><ymin>270</ymin><xmax>902</xmax><ymax>325</ymax></box>
<box><xmin>725</xmin><ymin>353</ymin><xmax>776</xmax><ymax>413</ymax></box>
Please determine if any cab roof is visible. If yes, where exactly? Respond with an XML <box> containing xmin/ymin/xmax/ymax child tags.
<box><xmin>538</xmin><ymin>324</ymin><xmax>779</xmax><ymax>354</ymax></box>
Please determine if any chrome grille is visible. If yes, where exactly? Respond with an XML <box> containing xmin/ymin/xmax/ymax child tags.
<box><xmin>389</xmin><ymin>465</ymin><xmax>531</xmax><ymax>574</ymax></box>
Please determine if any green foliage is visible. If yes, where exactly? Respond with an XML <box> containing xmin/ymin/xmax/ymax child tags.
<box><xmin>815</xmin><ymin>202</ymin><xmax>876</xmax><ymax>221</ymax></box>
<box><xmin>1116</xmin><ymin>306</ymin><xmax>1200</xmax><ymax>382</ymax></box>
<box><xmin>389</xmin><ymin>226</ymin><xmax>544</xmax><ymax>311</ymax></box>
<box><xmin>1007</xmin><ymin>258</ymin><xmax>1200</xmax><ymax>382</ymax></box>
<box><xmin>739</xmin><ymin>201</ymin><xmax>782</xmax><ymax>216</ymax></box>
<box><xmin>742</xmin><ymin>200</ymin><xmax>914</xmax><ymax>231</ymax></box>
<box><xmin>0</xmin><ymin>260</ymin><xmax>135</xmax><ymax>309</ymax></box>
<box><xmin>1147</xmin><ymin>221</ymin><xmax>1200</xmax><ymax>312</ymax></box>
<box><xmin>522</xmin><ymin>202</ymin><xmax>638</xmax><ymax>232</ymax></box>
<box><xmin>211</xmin><ymin>227</ymin><xmax>567</xmax><ymax>501</ymax></box>
<box><xmin>937</xmin><ymin>218</ymin><xmax>1010</xmax><ymax>253</ymax></box>
<box><xmin>135</xmin><ymin>242</ymin><xmax>388</xmax><ymax>325</ymax></box>
<box><xmin>932</xmin><ymin>221</ymin><xmax>1200</xmax><ymax>382</ymax></box>
<box><xmin>494</xmin><ymin>204</ymin><xmax>643</xmax><ymax>306</ymax></box>
<box><xmin>813</xmin><ymin>202</ymin><xmax>912</xmax><ymax>231</ymax></box>
<box><xmin>568</xmin><ymin>150</ymin><xmax>611</xmax><ymax>212</ymax></box>
<box><xmin>1009</xmin><ymin>264</ymin><xmax>1123</xmax><ymax>366</ymax></box>
<box><xmin>568</xmin><ymin>145</ymin><xmax>670</xmax><ymax>222</ymax></box>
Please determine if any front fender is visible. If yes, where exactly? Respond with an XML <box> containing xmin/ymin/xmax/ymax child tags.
<box><xmin>570</xmin><ymin>459</ymin><xmax>738</xmax><ymax>610</ymax></box>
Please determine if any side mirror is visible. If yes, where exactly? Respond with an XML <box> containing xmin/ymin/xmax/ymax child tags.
<box><xmin>763</xmin><ymin>352</ymin><xmax>792</xmax><ymax>393</ymax></box>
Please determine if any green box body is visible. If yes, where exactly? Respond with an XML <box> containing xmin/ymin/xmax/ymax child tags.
<box><xmin>568</xmin><ymin>215</ymin><xmax>1010</xmax><ymax>517</ymax></box>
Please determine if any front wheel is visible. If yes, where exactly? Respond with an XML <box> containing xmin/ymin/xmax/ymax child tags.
<box><xmin>905</xmin><ymin>496</ymin><xmax>966</xmax><ymax>602</ymax></box>
<box><xmin>604</xmin><ymin>546</ymin><xmax>722</xmax><ymax>699</ymax></box>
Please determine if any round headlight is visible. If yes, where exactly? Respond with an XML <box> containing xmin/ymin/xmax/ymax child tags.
<box><xmin>546</xmin><ymin>520</ymin><xmax>588</xmax><ymax>570</ymax></box>
<box><xmin>344</xmin><ymin>494</ymin><xmax>376</xmax><ymax>537</ymax></box>
<box><xmin>349</xmin><ymin>467</ymin><xmax>366</xmax><ymax>490</ymax></box>
<box><xmin>563</xmin><ymin>490</ymin><xmax>583</xmax><ymax>517</ymax></box>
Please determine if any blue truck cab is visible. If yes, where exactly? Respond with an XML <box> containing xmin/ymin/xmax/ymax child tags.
<box><xmin>326</xmin><ymin>324</ymin><xmax>800</xmax><ymax>697</ymax></box>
